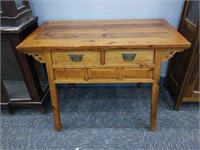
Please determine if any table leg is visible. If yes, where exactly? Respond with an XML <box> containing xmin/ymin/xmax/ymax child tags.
<box><xmin>44</xmin><ymin>52</ymin><xmax>62</xmax><ymax>131</ymax></box>
<box><xmin>150</xmin><ymin>82</ymin><xmax>159</xmax><ymax>131</ymax></box>
<box><xmin>149</xmin><ymin>50</ymin><xmax>161</xmax><ymax>131</ymax></box>
<box><xmin>49</xmin><ymin>83</ymin><xmax>62</xmax><ymax>131</ymax></box>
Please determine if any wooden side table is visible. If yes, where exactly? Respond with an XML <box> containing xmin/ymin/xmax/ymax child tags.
<box><xmin>17</xmin><ymin>19</ymin><xmax>190</xmax><ymax>131</ymax></box>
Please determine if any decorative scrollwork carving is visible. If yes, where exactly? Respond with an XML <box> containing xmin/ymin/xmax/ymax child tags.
<box><xmin>161</xmin><ymin>49</ymin><xmax>184</xmax><ymax>61</ymax></box>
<box><xmin>27</xmin><ymin>53</ymin><xmax>45</xmax><ymax>63</ymax></box>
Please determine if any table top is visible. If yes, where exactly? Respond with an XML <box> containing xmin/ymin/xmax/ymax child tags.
<box><xmin>17</xmin><ymin>19</ymin><xmax>190</xmax><ymax>52</ymax></box>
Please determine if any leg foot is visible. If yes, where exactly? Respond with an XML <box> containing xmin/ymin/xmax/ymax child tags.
<box><xmin>39</xmin><ymin>105</ymin><xmax>45</xmax><ymax>113</ymax></box>
<box><xmin>68</xmin><ymin>84</ymin><xmax>75</xmax><ymax>89</ymax></box>
<box><xmin>137</xmin><ymin>83</ymin><xmax>144</xmax><ymax>88</ymax></box>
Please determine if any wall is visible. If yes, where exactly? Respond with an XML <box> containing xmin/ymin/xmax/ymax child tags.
<box><xmin>29</xmin><ymin>0</ymin><xmax>185</xmax><ymax>77</ymax></box>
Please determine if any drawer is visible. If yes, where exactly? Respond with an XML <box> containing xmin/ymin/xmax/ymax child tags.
<box><xmin>52</xmin><ymin>52</ymin><xmax>100</xmax><ymax>65</ymax></box>
<box><xmin>105</xmin><ymin>50</ymin><xmax>154</xmax><ymax>65</ymax></box>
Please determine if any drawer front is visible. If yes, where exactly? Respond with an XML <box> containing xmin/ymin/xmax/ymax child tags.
<box><xmin>52</xmin><ymin>52</ymin><xmax>100</xmax><ymax>65</ymax></box>
<box><xmin>105</xmin><ymin>50</ymin><xmax>154</xmax><ymax>64</ymax></box>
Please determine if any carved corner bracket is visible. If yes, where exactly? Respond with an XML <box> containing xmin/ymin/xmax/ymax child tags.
<box><xmin>27</xmin><ymin>53</ymin><xmax>45</xmax><ymax>63</ymax></box>
<box><xmin>161</xmin><ymin>49</ymin><xmax>184</xmax><ymax>61</ymax></box>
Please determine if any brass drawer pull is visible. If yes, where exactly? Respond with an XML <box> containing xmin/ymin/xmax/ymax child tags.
<box><xmin>122</xmin><ymin>53</ymin><xmax>136</xmax><ymax>62</ymax></box>
<box><xmin>69</xmin><ymin>54</ymin><xmax>83</xmax><ymax>62</ymax></box>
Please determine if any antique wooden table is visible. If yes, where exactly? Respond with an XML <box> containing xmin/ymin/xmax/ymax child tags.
<box><xmin>17</xmin><ymin>19</ymin><xmax>190</xmax><ymax>131</ymax></box>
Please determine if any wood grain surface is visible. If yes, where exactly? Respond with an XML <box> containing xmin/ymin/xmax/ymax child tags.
<box><xmin>15</xmin><ymin>19</ymin><xmax>191</xmax><ymax>132</ymax></box>
<box><xmin>17</xmin><ymin>19</ymin><xmax>190</xmax><ymax>52</ymax></box>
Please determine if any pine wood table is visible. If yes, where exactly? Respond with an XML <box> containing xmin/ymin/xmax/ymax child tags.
<box><xmin>17</xmin><ymin>19</ymin><xmax>190</xmax><ymax>131</ymax></box>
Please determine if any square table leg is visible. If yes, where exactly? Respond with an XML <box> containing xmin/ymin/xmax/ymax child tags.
<box><xmin>44</xmin><ymin>52</ymin><xmax>62</xmax><ymax>131</ymax></box>
<box><xmin>149</xmin><ymin>50</ymin><xmax>161</xmax><ymax>131</ymax></box>
<box><xmin>150</xmin><ymin>82</ymin><xmax>159</xmax><ymax>131</ymax></box>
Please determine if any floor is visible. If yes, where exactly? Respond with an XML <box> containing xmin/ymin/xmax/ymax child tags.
<box><xmin>1</xmin><ymin>85</ymin><xmax>199</xmax><ymax>150</ymax></box>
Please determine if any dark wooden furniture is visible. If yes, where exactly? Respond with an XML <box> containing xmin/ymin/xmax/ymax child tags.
<box><xmin>17</xmin><ymin>19</ymin><xmax>190</xmax><ymax>131</ymax></box>
<box><xmin>1</xmin><ymin>0</ymin><xmax>48</xmax><ymax>112</ymax></box>
<box><xmin>1</xmin><ymin>0</ymin><xmax>32</xmax><ymax>26</ymax></box>
<box><xmin>165</xmin><ymin>0</ymin><xmax>199</xmax><ymax>110</ymax></box>
<box><xmin>1</xmin><ymin>81</ymin><xmax>12</xmax><ymax>113</ymax></box>
<box><xmin>1</xmin><ymin>17</ymin><xmax>48</xmax><ymax>112</ymax></box>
